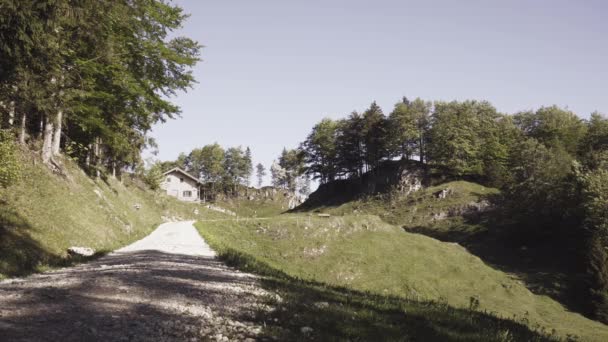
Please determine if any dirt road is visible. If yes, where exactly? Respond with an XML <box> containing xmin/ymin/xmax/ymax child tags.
<box><xmin>0</xmin><ymin>221</ymin><xmax>274</xmax><ymax>341</ymax></box>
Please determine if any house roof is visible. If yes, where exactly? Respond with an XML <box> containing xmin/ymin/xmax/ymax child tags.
<box><xmin>163</xmin><ymin>167</ymin><xmax>201</xmax><ymax>184</ymax></box>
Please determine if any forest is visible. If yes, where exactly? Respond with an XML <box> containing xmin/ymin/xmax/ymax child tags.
<box><xmin>0</xmin><ymin>0</ymin><xmax>200</xmax><ymax>176</ymax></box>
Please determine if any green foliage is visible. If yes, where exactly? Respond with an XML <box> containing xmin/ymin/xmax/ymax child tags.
<box><xmin>224</xmin><ymin>146</ymin><xmax>253</xmax><ymax>187</ymax></box>
<box><xmin>0</xmin><ymin>0</ymin><xmax>201</xmax><ymax>171</ymax></box>
<box><xmin>580</xmin><ymin>113</ymin><xmax>608</xmax><ymax>169</ymax></box>
<box><xmin>141</xmin><ymin>161</ymin><xmax>164</xmax><ymax>190</ymax></box>
<box><xmin>0</xmin><ymin>130</ymin><xmax>21</xmax><ymax>187</ymax></box>
<box><xmin>255</xmin><ymin>163</ymin><xmax>266</xmax><ymax>187</ymax></box>
<box><xmin>360</xmin><ymin>101</ymin><xmax>390</xmax><ymax>170</ymax></box>
<box><xmin>186</xmin><ymin>143</ymin><xmax>225</xmax><ymax>182</ymax></box>
<box><xmin>427</xmin><ymin>100</ymin><xmax>509</xmax><ymax>177</ymax></box>
<box><xmin>387</xmin><ymin>97</ymin><xmax>431</xmax><ymax>161</ymax></box>
<box><xmin>578</xmin><ymin>167</ymin><xmax>608</xmax><ymax>322</ymax></box>
<box><xmin>301</xmin><ymin>118</ymin><xmax>339</xmax><ymax>183</ymax></box>
<box><xmin>514</xmin><ymin>106</ymin><xmax>587</xmax><ymax>156</ymax></box>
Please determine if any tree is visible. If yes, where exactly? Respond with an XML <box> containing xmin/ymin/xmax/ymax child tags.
<box><xmin>335</xmin><ymin>113</ymin><xmax>365</xmax><ymax>178</ymax></box>
<box><xmin>386</xmin><ymin>97</ymin><xmax>432</xmax><ymax>162</ymax></box>
<box><xmin>360</xmin><ymin>101</ymin><xmax>389</xmax><ymax>172</ymax></box>
<box><xmin>223</xmin><ymin>146</ymin><xmax>251</xmax><ymax>189</ymax></box>
<box><xmin>427</xmin><ymin>100</ymin><xmax>507</xmax><ymax>177</ymax></box>
<box><xmin>301</xmin><ymin>118</ymin><xmax>338</xmax><ymax>183</ymax></box>
<box><xmin>278</xmin><ymin>148</ymin><xmax>305</xmax><ymax>193</ymax></box>
<box><xmin>243</xmin><ymin>147</ymin><xmax>253</xmax><ymax>186</ymax></box>
<box><xmin>256</xmin><ymin>163</ymin><xmax>266</xmax><ymax>188</ymax></box>
<box><xmin>576</xmin><ymin>166</ymin><xmax>608</xmax><ymax>322</ymax></box>
<box><xmin>0</xmin><ymin>0</ymin><xmax>201</xmax><ymax>172</ymax></box>
<box><xmin>270</xmin><ymin>160</ymin><xmax>286</xmax><ymax>189</ymax></box>
<box><xmin>514</xmin><ymin>106</ymin><xmax>587</xmax><ymax>156</ymax></box>
<box><xmin>185</xmin><ymin>144</ymin><xmax>225</xmax><ymax>183</ymax></box>
<box><xmin>580</xmin><ymin>112</ymin><xmax>608</xmax><ymax>169</ymax></box>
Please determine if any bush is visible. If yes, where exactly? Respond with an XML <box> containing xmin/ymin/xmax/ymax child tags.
<box><xmin>0</xmin><ymin>130</ymin><xmax>21</xmax><ymax>187</ymax></box>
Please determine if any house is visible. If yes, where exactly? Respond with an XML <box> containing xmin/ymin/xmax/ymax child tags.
<box><xmin>160</xmin><ymin>168</ymin><xmax>201</xmax><ymax>202</ymax></box>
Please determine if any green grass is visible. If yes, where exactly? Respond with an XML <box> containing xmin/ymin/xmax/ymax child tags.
<box><xmin>0</xmin><ymin>151</ymin><xmax>227</xmax><ymax>278</ymax></box>
<box><xmin>196</xmin><ymin>215</ymin><xmax>608</xmax><ymax>341</ymax></box>
<box><xmin>315</xmin><ymin>180</ymin><xmax>498</xmax><ymax>231</ymax></box>
<box><xmin>212</xmin><ymin>196</ymin><xmax>289</xmax><ymax>217</ymax></box>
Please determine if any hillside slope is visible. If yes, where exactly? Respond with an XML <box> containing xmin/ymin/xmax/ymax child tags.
<box><xmin>197</xmin><ymin>214</ymin><xmax>608</xmax><ymax>341</ymax></box>
<box><xmin>0</xmin><ymin>150</ymin><xmax>224</xmax><ymax>278</ymax></box>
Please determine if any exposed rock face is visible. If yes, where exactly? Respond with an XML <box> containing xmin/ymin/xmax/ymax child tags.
<box><xmin>397</xmin><ymin>168</ymin><xmax>424</xmax><ymax>196</ymax></box>
<box><xmin>298</xmin><ymin>160</ymin><xmax>426</xmax><ymax>210</ymax></box>
<box><xmin>205</xmin><ymin>205</ymin><xmax>236</xmax><ymax>216</ymax></box>
<box><xmin>287</xmin><ymin>193</ymin><xmax>306</xmax><ymax>210</ymax></box>
<box><xmin>431</xmin><ymin>200</ymin><xmax>492</xmax><ymax>222</ymax></box>
<box><xmin>434</xmin><ymin>187</ymin><xmax>453</xmax><ymax>199</ymax></box>
<box><xmin>67</xmin><ymin>247</ymin><xmax>95</xmax><ymax>257</ymax></box>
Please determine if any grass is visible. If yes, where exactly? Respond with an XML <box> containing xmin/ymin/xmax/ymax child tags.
<box><xmin>215</xmin><ymin>247</ymin><xmax>558</xmax><ymax>341</ymax></box>
<box><xmin>212</xmin><ymin>196</ymin><xmax>290</xmax><ymax>217</ymax></box>
<box><xmin>309</xmin><ymin>180</ymin><xmax>590</xmax><ymax>317</ymax></box>
<box><xmin>312</xmin><ymin>180</ymin><xmax>498</xmax><ymax>231</ymax></box>
<box><xmin>0</xmin><ymin>150</ymin><xmax>227</xmax><ymax>278</ymax></box>
<box><xmin>195</xmin><ymin>214</ymin><xmax>608</xmax><ymax>341</ymax></box>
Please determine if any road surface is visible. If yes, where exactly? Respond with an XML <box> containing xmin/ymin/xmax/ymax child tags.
<box><xmin>0</xmin><ymin>221</ymin><xmax>274</xmax><ymax>341</ymax></box>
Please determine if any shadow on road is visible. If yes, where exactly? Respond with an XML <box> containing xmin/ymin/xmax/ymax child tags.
<box><xmin>0</xmin><ymin>250</ymin><xmax>269</xmax><ymax>341</ymax></box>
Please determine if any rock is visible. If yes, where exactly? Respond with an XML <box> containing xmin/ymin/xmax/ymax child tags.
<box><xmin>67</xmin><ymin>246</ymin><xmax>95</xmax><ymax>257</ymax></box>
<box><xmin>434</xmin><ymin>188</ymin><xmax>452</xmax><ymax>199</ymax></box>
<box><xmin>431</xmin><ymin>212</ymin><xmax>448</xmax><ymax>221</ymax></box>
<box><xmin>313</xmin><ymin>301</ymin><xmax>329</xmax><ymax>309</ymax></box>
<box><xmin>301</xmin><ymin>326</ymin><xmax>314</xmax><ymax>334</ymax></box>
<box><xmin>397</xmin><ymin>168</ymin><xmax>423</xmax><ymax>195</ymax></box>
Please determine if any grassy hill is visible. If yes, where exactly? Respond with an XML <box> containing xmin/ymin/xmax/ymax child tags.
<box><xmin>0</xmin><ymin>150</ymin><xmax>225</xmax><ymax>279</ymax></box>
<box><xmin>196</xmin><ymin>174</ymin><xmax>608</xmax><ymax>341</ymax></box>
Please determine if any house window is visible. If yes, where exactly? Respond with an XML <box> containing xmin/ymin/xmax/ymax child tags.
<box><xmin>166</xmin><ymin>177</ymin><xmax>171</xmax><ymax>182</ymax></box>
<box><xmin>180</xmin><ymin>177</ymin><xmax>184</xmax><ymax>183</ymax></box>
<box><xmin>183</xmin><ymin>191</ymin><xmax>192</xmax><ymax>197</ymax></box>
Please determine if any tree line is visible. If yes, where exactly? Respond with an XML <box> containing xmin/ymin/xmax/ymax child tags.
<box><xmin>0</xmin><ymin>0</ymin><xmax>200</xmax><ymax>177</ymax></box>
<box><xmin>154</xmin><ymin>144</ymin><xmax>254</xmax><ymax>193</ymax></box>
<box><xmin>156</xmin><ymin>144</ymin><xmax>312</xmax><ymax>198</ymax></box>
<box><xmin>300</xmin><ymin>98</ymin><xmax>519</xmax><ymax>185</ymax></box>
<box><xmin>298</xmin><ymin>97</ymin><xmax>608</xmax><ymax>323</ymax></box>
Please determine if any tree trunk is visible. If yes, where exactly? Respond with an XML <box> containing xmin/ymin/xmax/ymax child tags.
<box><xmin>419</xmin><ymin>135</ymin><xmax>424</xmax><ymax>164</ymax></box>
<box><xmin>94</xmin><ymin>137</ymin><xmax>101</xmax><ymax>178</ymax></box>
<box><xmin>8</xmin><ymin>101</ymin><xmax>15</xmax><ymax>126</ymax></box>
<box><xmin>51</xmin><ymin>110</ymin><xmax>62</xmax><ymax>156</ymax></box>
<box><xmin>85</xmin><ymin>143</ymin><xmax>92</xmax><ymax>167</ymax></box>
<box><xmin>19</xmin><ymin>112</ymin><xmax>26</xmax><ymax>144</ymax></box>
<box><xmin>41</xmin><ymin>114</ymin><xmax>54</xmax><ymax>163</ymax></box>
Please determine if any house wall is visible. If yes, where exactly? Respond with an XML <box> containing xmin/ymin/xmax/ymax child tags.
<box><xmin>160</xmin><ymin>171</ymin><xmax>199</xmax><ymax>202</ymax></box>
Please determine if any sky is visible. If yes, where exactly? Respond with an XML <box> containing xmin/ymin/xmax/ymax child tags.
<box><xmin>149</xmin><ymin>0</ymin><xmax>608</xmax><ymax>186</ymax></box>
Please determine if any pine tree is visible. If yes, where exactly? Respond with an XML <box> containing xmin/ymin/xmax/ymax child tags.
<box><xmin>256</xmin><ymin>163</ymin><xmax>266</xmax><ymax>188</ymax></box>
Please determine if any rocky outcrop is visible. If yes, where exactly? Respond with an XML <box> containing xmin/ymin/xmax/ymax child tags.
<box><xmin>431</xmin><ymin>200</ymin><xmax>492</xmax><ymax>222</ymax></box>
<box><xmin>396</xmin><ymin>168</ymin><xmax>424</xmax><ymax>196</ymax></box>
<box><xmin>297</xmin><ymin>160</ymin><xmax>426</xmax><ymax>210</ymax></box>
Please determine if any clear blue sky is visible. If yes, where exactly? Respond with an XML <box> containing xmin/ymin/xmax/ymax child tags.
<box><xmin>150</xmin><ymin>0</ymin><xmax>608</xmax><ymax>186</ymax></box>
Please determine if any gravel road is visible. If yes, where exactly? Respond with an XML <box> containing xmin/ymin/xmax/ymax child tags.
<box><xmin>0</xmin><ymin>221</ymin><xmax>275</xmax><ymax>341</ymax></box>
